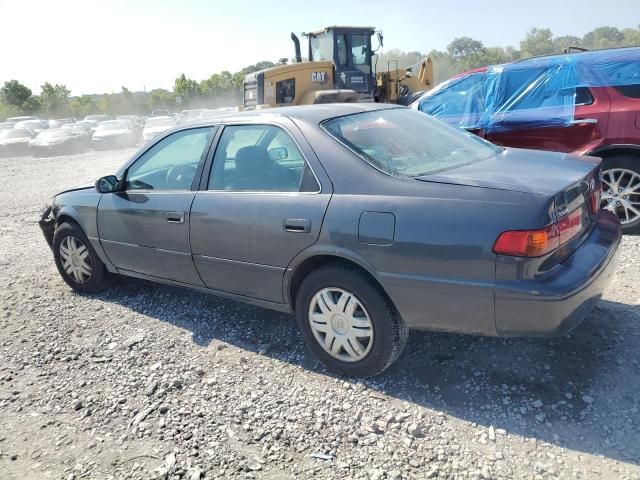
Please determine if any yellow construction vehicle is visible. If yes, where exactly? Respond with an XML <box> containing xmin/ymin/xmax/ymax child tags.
<box><xmin>243</xmin><ymin>26</ymin><xmax>433</xmax><ymax>109</ymax></box>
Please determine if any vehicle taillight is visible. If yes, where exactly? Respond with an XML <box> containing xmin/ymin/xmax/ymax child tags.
<box><xmin>493</xmin><ymin>223</ymin><xmax>559</xmax><ymax>257</ymax></box>
<box><xmin>493</xmin><ymin>205</ymin><xmax>585</xmax><ymax>257</ymax></box>
<box><xmin>557</xmin><ymin>208</ymin><xmax>583</xmax><ymax>244</ymax></box>
<box><xmin>589</xmin><ymin>183</ymin><xmax>602</xmax><ymax>214</ymax></box>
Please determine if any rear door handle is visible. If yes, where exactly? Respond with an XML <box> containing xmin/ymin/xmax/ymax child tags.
<box><xmin>568</xmin><ymin>118</ymin><xmax>598</xmax><ymax>125</ymax></box>
<box><xmin>166</xmin><ymin>211</ymin><xmax>185</xmax><ymax>223</ymax></box>
<box><xmin>284</xmin><ymin>218</ymin><xmax>311</xmax><ymax>233</ymax></box>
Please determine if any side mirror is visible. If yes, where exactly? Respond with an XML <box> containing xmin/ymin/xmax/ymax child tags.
<box><xmin>268</xmin><ymin>147</ymin><xmax>288</xmax><ymax>161</ymax></box>
<box><xmin>95</xmin><ymin>175</ymin><xmax>121</xmax><ymax>193</ymax></box>
<box><xmin>377</xmin><ymin>31</ymin><xmax>384</xmax><ymax>48</ymax></box>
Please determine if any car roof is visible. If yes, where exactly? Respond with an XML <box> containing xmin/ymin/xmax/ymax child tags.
<box><xmin>453</xmin><ymin>46</ymin><xmax>640</xmax><ymax>79</ymax></box>
<box><xmin>186</xmin><ymin>103</ymin><xmax>402</xmax><ymax>128</ymax></box>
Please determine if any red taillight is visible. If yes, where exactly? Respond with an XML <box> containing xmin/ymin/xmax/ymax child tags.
<box><xmin>493</xmin><ymin>206</ymin><xmax>585</xmax><ymax>257</ymax></box>
<box><xmin>558</xmin><ymin>208</ymin><xmax>583</xmax><ymax>244</ymax></box>
<box><xmin>493</xmin><ymin>223</ymin><xmax>560</xmax><ymax>257</ymax></box>
<box><xmin>589</xmin><ymin>183</ymin><xmax>602</xmax><ymax>214</ymax></box>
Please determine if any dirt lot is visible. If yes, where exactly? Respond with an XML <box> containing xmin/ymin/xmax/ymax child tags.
<box><xmin>0</xmin><ymin>149</ymin><xmax>639</xmax><ymax>480</ymax></box>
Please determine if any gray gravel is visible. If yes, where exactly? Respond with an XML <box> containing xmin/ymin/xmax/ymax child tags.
<box><xmin>1</xmin><ymin>149</ymin><xmax>639</xmax><ymax>479</ymax></box>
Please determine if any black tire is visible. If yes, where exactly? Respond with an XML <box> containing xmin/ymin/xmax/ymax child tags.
<box><xmin>601</xmin><ymin>155</ymin><xmax>640</xmax><ymax>235</ymax></box>
<box><xmin>53</xmin><ymin>222</ymin><xmax>108</xmax><ymax>293</ymax></box>
<box><xmin>295</xmin><ymin>264</ymin><xmax>409</xmax><ymax>377</ymax></box>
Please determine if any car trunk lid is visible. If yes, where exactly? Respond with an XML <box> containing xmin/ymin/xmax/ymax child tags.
<box><xmin>416</xmin><ymin>147</ymin><xmax>600</xmax><ymax>196</ymax></box>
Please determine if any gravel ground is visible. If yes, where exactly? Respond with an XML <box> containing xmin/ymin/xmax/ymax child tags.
<box><xmin>0</xmin><ymin>149</ymin><xmax>639</xmax><ymax>480</ymax></box>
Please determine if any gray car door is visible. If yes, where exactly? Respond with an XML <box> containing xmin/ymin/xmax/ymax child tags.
<box><xmin>97</xmin><ymin>127</ymin><xmax>216</xmax><ymax>285</ymax></box>
<box><xmin>189</xmin><ymin>121</ymin><xmax>332</xmax><ymax>303</ymax></box>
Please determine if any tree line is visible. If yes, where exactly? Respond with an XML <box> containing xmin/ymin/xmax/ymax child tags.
<box><xmin>2</xmin><ymin>25</ymin><xmax>639</xmax><ymax>120</ymax></box>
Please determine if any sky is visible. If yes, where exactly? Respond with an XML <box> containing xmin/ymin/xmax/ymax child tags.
<box><xmin>1</xmin><ymin>0</ymin><xmax>639</xmax><ymax>96</ymax></box>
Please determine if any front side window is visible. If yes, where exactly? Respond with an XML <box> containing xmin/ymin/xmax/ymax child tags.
<box><xmin>309</xmin><ymin>32</ymin><xmax>333</xmax><ymax>62</ymax></box>
<box><xmin>126</xmin><ymin>127</ymin><xmax>214</xmax><ymax>191</ymax></box>
<box><xmin>351</xmin><ymin>34</ymin><xmax>368</xmax><ymax>65</ymax></box>
<box><xmin>209</xmin><ymin>125</ymin><xmax>318</xmax><ymax>192</ymax></box>
<box><xmin>323</xmin><ymin>108</ymin><xmax>501</xmax><ymax>177</ymax></box>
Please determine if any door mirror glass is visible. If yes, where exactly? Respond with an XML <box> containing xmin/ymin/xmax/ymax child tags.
<box><xmin>268</xmin><ymin>146</ymin><xmax>288</xmax><ymax>161</ymax></box>
<box><xmin>95</xmin><ymin>175</ymin><xmax>120</xmax><ymax>193</ymax></box>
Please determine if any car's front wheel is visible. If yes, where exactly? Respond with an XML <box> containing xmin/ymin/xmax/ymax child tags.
<box><xmin>601</xmin><ymin>155</ymin><xmax>640</xmax><ymax>234</ymax></box>
<box><xmin>295</xmin><ymin>264</ymin><xmax>409</xmax><ymax>377</ymax></box>
<box><xmin>53</xmin><ymin>222</ymin><xmax>108</xmax><ymax>293</ymax></box>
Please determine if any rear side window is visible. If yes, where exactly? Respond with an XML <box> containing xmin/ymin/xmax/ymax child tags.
<box><xmin>324</xmin><ymin>108</ymin><xmax>501</xmax><ymax>177</ymax></box>
<box><xmin>614</xmin><ymin>84</ymin><xmax>640</xmax><ymax>99</ymax></box>
<box><xmin>209</xmin><ymin>125</ymin><xmax>319</xmax><ymax>192</ymax></box>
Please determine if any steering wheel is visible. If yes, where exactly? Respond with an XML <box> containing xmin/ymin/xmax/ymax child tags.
<box><xmin>165</xmin><ymin>164</ymin><xmax>197</xmax><ymax>189</ymax></box>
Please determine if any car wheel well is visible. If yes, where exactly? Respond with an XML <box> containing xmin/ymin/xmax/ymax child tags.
<box><xmin>55</xmin><ymin>215</ymin><xmax>81</xmax><ymax>230</ymax></box>
<box><xmin>289</xmin><ymin>255</ymin><xmax>393</xmax><ymax>311</ymax></box>
<box><xmin>592</xmin><ymin>147</ymin><xmax>640</xmax><ymax>161</ymax></box>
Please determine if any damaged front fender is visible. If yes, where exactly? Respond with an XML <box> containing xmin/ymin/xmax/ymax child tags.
<box><xmin>38</xmin><ymin>205</ymin><xmax>55</xmax><ymax>249</ymax></box>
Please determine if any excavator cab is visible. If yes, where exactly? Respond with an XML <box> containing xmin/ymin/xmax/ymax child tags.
<box><xmin>303</xmin><ymin>26</ymin><xmax>376</xmax><ymax>100</ymax></box>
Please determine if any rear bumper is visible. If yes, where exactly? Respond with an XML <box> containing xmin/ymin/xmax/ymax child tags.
<box><xmin>494</xmin><ymin>211</ymin><xmax>621</xmax><ymax>336</ymax></box>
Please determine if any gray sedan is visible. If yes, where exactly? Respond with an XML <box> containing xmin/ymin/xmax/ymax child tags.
<box><xmin>39</xmin><ymin>104</ymin><xmax>621</xmax><ymax>377</ymax></box>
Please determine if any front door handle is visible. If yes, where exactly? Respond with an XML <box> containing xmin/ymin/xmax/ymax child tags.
<box><xmin>166</xmin><ymin>211</ymin><xmax>185</xmax><ymax>223</ymax></box>
<box><xmin>284</xmin><ymin>218</ymin><xmax>311</xmax><ymax>233</ymax></box>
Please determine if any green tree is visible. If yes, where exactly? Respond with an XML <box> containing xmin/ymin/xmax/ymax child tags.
<box><xmin>520</xmin><ymin>28</ymin><xmax>555</xmax><ymax>58</ymax></box>
<box><xmin>1</xmin><ymin>80</ymin><xmax>33</xmax><ymax>108</ymax></box>
<box><xmin>40</xmin><ymin>82</ymin><xmax>71</xmax><ymax>116</ymax></box>
<box><xmin>174</xmin><ymin>74</ymin><xmax>201</xmax><ymax>107</ymax></box>
<box><xmin>583</xmin><ymin>26</ymin><xmax>625</xmax><ymax>49</ymax></box>
<box><xmin>447</xmin><ymin>37</ymin><xmax>485</xmax><ymax>59</ymax></box>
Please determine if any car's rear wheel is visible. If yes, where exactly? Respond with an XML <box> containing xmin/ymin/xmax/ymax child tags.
<box><xmin>53</xmin><ymin>222</ymin><xmax>108</xmax><ymax>293</ymax></box>
<box><xmin>601</xmin><ymin>155</ymin><xmax>640</xmax><ymax>234</ymax></box>
<box><xmin>295</xmin><ymin>264</ymin><xmax>409</xmax><ymax>377</ymax></box>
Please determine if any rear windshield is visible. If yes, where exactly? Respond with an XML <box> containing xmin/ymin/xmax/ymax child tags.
<box><xmin>323</xmin><ymin>108</ymin><xmax>501</xmax><ymax>177</ymax></box>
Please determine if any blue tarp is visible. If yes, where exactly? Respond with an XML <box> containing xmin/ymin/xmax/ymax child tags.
<box><xmin>416</xmin><ymin>47</ymin><xmax>640</xmax><ymax>133</ymax></box>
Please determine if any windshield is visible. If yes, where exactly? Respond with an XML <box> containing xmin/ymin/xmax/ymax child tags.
<box><xmin>96</xmin><ymin>121</ymin><xmax>129</xmax><ymax>132</ymax></box>
<box><xmin>145</xmin><ymin>117</ymin><xmax>175</xmax><ymax>128</ymax></box>
<box><xmin>309</xmin><ymin>31</ymin><xmax>333</xmax><ymax>61</ymax></box>
<box><xmin>37</xmin><ymin>129</ymin><xmax>71</xmax><ymax>139</ymax></box>
<box><xmin>323</xmin><ymin>108</ymin><xmax>501</xmax><ymax>177</ymax></box>
<box><xmin>0</xmin><ymin>129</ymin><xmax>31</xmax><ymax>139</ymax></box>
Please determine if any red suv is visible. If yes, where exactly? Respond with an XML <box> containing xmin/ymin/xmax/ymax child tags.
<box><xmin>414</xmin><ymin>48</ymin><xmax>640</xmax><ymax>233</ymax></box>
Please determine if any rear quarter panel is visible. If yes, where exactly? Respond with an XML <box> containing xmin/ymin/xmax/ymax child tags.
<box><xmin>294</xmin><ymin>120</ymin><xmax>551</xmax><ymax>334</ymax></box>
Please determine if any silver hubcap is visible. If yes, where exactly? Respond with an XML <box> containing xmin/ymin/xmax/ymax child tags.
<box><xmin>308</xmin><ymin>288</ymin><xmax>374</xmax><ymax>362</ymax></box>
<box><xmin>60</xmin><ymin>236</ymin><xmax>92</xmax><ymax>284</ymax></box>
<box><xmin>601</xmin><ymin>168</ymin><xmax>640</xmax><ymax>225</ymax></box>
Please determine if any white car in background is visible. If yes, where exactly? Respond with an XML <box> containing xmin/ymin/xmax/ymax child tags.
<box><xmin>14</xmin><ymin>119</ymin><xmax>48</xmax><ymax>134</ymax></box>
<box><xmin>142</xmin><ymin>116</ymin><xmax>176</xmax><ymax>143</ymax></box>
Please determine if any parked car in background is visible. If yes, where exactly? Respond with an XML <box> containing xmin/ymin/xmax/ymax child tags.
<box><xmin>14</xmin><ymin>119</ymin><xmax>48</xmax><ymax>134</ymax></box>
<box><xmin>180</xmin><ymin>108</ymin><xmax>205</xmax><ymax>123</ymax></box>
<box><xmin>39</xmin><ymin>104</ymin><xmax>620</xmax><ymax>377</ymax></box>
<box><xmin>142</xmin><ymin>115</ymin><xmax>176</xmax><ymax>143</ymax></box>
<box><xmin>151</xmin><ymin>109</ymin><xmax>170</xmax><ymax>117</ymax></box>
<box><xmin>6</xmin><ymin>115</ymin><xmax>38</xmax><ymax>125</ymax></box>
<box><xmin>61</xmin><ymin>123</ymin><xmax>93</xmax><ymax>148</ymax></box>
<box><xmin>48</xmin><ymin>118</ymin><xmax>76</xmax><ymax>129</ymax></box>
<box><xmin>0</xmin><ymin>128</ymin><xmax>35</xmax><ymax>157</ymax></box>
<box><xmin>91</xmin><ymin>120</ymin><xmax>137</xmax><ymax>150</ymax></box>
<box><xmin>413</xmin><ymin>47</ymin><xmax>640</xmax><ymax>233</ymax></box>
<box><xmin>84</xmin><ymin>114</ymin><xmax>111</xmax><ymax>123</ymax></box>
<box><xmin>117</xmin><ymin>115</ymin><xmax>144</xmax><ymax>128</ymax></box>
<box><xmin>75</xmin><ymin>120</ymin><xmax>98</xmax><ymax>134</ymax></box>
<box><xmin>29</xmin><ymin>128</ymin><xmax>85</xmax><ymax>156</ymax></box>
